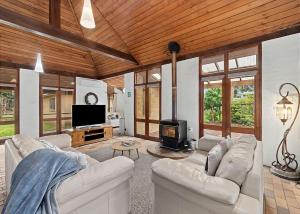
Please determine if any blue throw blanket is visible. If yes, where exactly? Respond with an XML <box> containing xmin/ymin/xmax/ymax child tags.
<box><xmin>2</xmin><ymin>149</ymin><xmax>83</xmax><ymax>214</ymax></box>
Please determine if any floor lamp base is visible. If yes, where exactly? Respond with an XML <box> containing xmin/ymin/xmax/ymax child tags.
<box><xmin>271</xmin><ymin>165</ymin><xmax>300</xmax><ymax>181</ymax></box>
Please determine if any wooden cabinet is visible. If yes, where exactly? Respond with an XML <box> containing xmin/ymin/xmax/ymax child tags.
<box><xmin>66</xmin><ymin>125</ymin><xmax>113</xmax><ymax>147</ymax></box>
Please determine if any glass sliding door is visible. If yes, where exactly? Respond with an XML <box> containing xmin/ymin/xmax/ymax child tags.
<box><xmin>134</xmin><ymin>68</ymin><xmax>161</xmax><ymax>140</ymax></box>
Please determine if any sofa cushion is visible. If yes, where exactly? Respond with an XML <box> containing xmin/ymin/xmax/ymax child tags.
<box><xmin>12</xmin><ymin>135</ymin><xmax>38</xmax><ymax>149</ymax></box>
<box><xmin>39</xmin><ymin>140</ymin><xmax>88</xmax><ymax>168</ymax></box>
<box><xmin>184</xmin><ymin>150</ymin><xmax>207</xmax><ymax>166</ymax></box>
<box><xmin>216</xmin><ymin>139</ymin><xmax>255</xmax><ymax>186</ymax></box>
<box><xmin>198</xmin><ymin>135</ymin><xmax>224</xmax><ymax>152</ymax></box>
<box><xmin>205</xmin><ymin>141</ymin><xmax>227</xmax><ymax>176</ymax></box>
<box><xmin>63</xmin><ymin>147</ymin><xmax>99</xmax><ymax>166</ymax></box>
<box><xmin>38</xmin><ymin>134</ymin><xmax>72</xmax><ymax>149</ymax></box>
<box><xmin>18</xmin><ymin>137</ymin><xmax>47</xmax><ymax>158</ymax></box>
<box><xmin>238</xmin><ymin>135</ymin><xmax>257</xmax><ymax>149</ymax></box>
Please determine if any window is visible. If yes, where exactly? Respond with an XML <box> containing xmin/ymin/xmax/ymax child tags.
<box><xmin>49</xmin><ymin>97</ymin><xmax>56</xmax><ymax>112</ymax></box>
<box><xmin>0</xmin><ymin>68</ymin><xmax>19</xmax><ymax>140</ymax></box>
<box><xmin>135</xmin><ymin>67</ymin><xmax>161</xmax><ymax>140</ymax></box>
<box><xmin>202</xmin><ymin>55</ymin><xmax>224</xmax><ymax>74</ymax></box>
<box><xmin>40</xmin><ymin>74</ymin><xmax>75</xmax><ymax>136</ymax></box>
<box><xmin>200</xmin><ymin>45</ymin><xmax>261</xmax><ymax>140</ymax></box>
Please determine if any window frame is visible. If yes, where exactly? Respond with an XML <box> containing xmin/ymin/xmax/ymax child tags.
<box><xmin>39</xmin><ymin>74</ymin><xmax>75</xmax><ymax>136</ymax></box>
<box><xmin>134</xmin><ymin>67</ymin><xmax>161</xmax><ymax>141</ymax></box>
<box><xmin>0</xmin><ymin>68</ymin><xmax>19</xmax><ymax>142</ymax></box>
<box><xmin>199</xmin><ymin>44</ymin><xmax>262</xmax><ymax>140</ymax></box>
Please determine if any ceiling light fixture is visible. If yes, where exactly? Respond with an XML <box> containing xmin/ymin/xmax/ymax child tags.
<box><xmin>35</xmin><ymin>53</ymin><xmax>44</xmax><ymax>73</ymax></box>
<box><xmin>80</xmin><ymin>0</ymin><xmax>96</xmax><ymax>29</ymax></box>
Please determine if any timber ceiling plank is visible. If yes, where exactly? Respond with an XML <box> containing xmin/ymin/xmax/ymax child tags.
<box><xmin>68</xmin><ymin>0</ymin><xmax>139</xmax><ymax>76</ymax></box>
<box><xmin>0</xmin><ymin>0</ymin><xmax>49</xmax><ymax>24</ymax></box>
<box><xmin>103</xmin><ymin>75</ymin><xmax>124</xmax><ymax>89</ymax></box>
<box><xmin>1</xmin><ymin>0</ymin><xmax>300</xmax><ymax>78</ymax></box>
<box><xmin>70</xmin><ymin>0</ymin><xmax>129</xmax><ymax>53</ymax></box>
<box><xmin>0</xmin><ymin>5</ymin><xmax>138</xmax><ymax>64</ymax></box>
<box><xmin>0</xmin><ymin>24</ymin><xmax>97</xmax><ymax>76</ymax></box>
<box><xmin>96</xmin><ymin>0</ymin><xmax>300</xmax><ymax>66</ymax></box>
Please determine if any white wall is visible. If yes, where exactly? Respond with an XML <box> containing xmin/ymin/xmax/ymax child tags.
<box><xmin>161</xmin><ymin>58</ymin><xmax>199</xmax><ymax>140</ymax></box>
<box><xmin>76</xmin><ymin>77</ymin><xmax>107</xmax><ymax>106</ymax></box>
<box><xmin>161</xmin><ymin>63</ymin><xmax>172</xmax><ymax>120</ymax></box>
<box><xmin>124</xmin><ymin>73</ymin><xmax>135</xmax><ymax>136</ymax></box>
<box><xmin>177</xmin><ymin>58</ymin><xmax>200</xmax><ymax>140</ymax></box>
<box><xmin>115</xmin><ymin>88</ymin><xmax>125</xmax><ymax>113</ymax></box>
<box><xmin>19</xmin><ymin>69</ymin><xmax>40</xmax><ymax>138</ymax></box>
<box><xmin>262</xmin><ymin>34</ymin><xmax>300</xmax><ymax>167</ymax></box>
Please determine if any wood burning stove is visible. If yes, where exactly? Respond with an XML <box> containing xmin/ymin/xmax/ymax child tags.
<box><xmin>159</xmin><ymin>120</ymin><xmax>187</xmax><ymax>151</ymax></box>
<box><xmin>159</xmin><ymin>41</ymin><xmax>187</xmax><ymax>151</ymax></box>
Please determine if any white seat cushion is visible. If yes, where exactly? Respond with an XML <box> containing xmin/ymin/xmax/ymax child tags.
<box><xmin>198</xmin><ymin>135</ymin><xmax>225</xmax><ymax>152</ymax></box>
<box><xmin>216</xmin><ymin>141</ymin><xmax>255</xmax><ymax>186</ymax></box>
<box><xmin>184</xmin><ymin>151</ymin><xmax>207</xmax><ymax>166</ymax></box>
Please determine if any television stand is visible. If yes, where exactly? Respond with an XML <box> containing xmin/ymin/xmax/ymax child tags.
<box><xmin>65</xmin><ymin>125</ymin><xmax>113</xmax><ymax>147</ymax></box>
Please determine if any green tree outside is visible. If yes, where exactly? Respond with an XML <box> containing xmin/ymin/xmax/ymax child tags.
<box><xmin>204</xmin><ymin>85</ymin><xmax>254</xmax><ymax>127</ymax></box>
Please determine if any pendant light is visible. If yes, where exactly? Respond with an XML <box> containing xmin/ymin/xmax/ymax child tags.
<box><xmin>80</xmin><ymin>0</ymin><xmax>96</xmax><ymax>29</ymax></box>
<box><xmin>35</xmin><ymin>53</ymin><xmax>44</xmax><ymax>73</ymax></box>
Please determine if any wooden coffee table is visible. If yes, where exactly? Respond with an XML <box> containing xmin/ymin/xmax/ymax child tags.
<box><xmin>112</xmin><ymin>141</ymin><xmax>142</xmax><ymax>159</ymax></box>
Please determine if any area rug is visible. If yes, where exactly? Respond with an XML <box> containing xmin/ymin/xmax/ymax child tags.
<box><xmin>80</xmin><ymin>139</ymin><xmax>159</xmax><ymax>214</ymax></box>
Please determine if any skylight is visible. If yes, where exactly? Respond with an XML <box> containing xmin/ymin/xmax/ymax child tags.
<box><xmin>216</xmin><ymin>61</ymin><xmax>224</xmax><ymax>71</ymax></box>
<box><xmin>202</xmin><ymin>63</ymin><xmax>218</xmax><ymax>73</ymax></box>
<box><xmin>229</xmin><ymin>59</ymin><xmax>237</xmax><ymax>69</ymax></box>
<box><xmin>237</xmin><ymin>55</ymin><xmax>256</xmax><ymax>68</ymax></box>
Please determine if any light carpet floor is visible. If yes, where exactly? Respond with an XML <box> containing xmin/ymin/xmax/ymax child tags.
<box><xmin>77</xmin><ymin>136</ymin><xmax>159</xmax><ymax>214</ymax></box>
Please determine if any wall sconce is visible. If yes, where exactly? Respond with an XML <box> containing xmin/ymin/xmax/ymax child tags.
<box><xmin>271</xmin><ymin>83</ymin><xmax>300</xmax><ymax>180</ymax></box>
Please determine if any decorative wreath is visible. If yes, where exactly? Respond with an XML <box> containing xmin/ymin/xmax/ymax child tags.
<box><xmin>85</xmin><ymin>92</ymin><xmax>98</xmax><ymax>105</ymax></box>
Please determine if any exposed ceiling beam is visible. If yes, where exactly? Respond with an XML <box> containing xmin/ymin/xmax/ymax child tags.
<box><xmin>98</xmin><ymin>22</ymin><xmax>300</xmax><ymax>79</ymax></box>
<box><xmin>0</xmin><ymin>6</ymin><xmax>139</xmax><ymax>65</ymax></box>
<box><xmin>49</xmin><ymin>0</ymin><xmax>61</xmax><ymax>28</ymax></box>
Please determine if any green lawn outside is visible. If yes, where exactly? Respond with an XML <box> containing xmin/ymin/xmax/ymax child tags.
<box><xmin>0</xmin><ymin>124</ymin><xmax>15</xmax><ymax>138</ymax></box>
<box><xmin>43</xmin><ymin>121</ymin><xmax>56</xmax><ymax>133</ymax></box>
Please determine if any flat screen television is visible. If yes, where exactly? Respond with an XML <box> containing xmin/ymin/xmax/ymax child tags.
<box><xmin>72</xmin><ymin>105</ymin><xmax>106</xmax><ymax>127</ymax></box>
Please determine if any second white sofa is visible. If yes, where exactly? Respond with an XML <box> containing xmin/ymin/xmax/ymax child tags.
<box><xmin>152</xmin><ymin>135</ymin><xmax>263</xmax><ymax>214</ymax></box>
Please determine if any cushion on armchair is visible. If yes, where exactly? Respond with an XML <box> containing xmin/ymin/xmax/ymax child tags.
<box><xmin>215</xmin><ymin>138</ymin><xmax>255</xmax><ymax>186</ymax></box>
<box><xmin>198</xmin><ymin>135</ymin><xmax>225</xmax><ymax>152</ymax></box>
<box><xmin>205</xmin><ymin>141</ymin><xmax>227</xmax><ymax>176</ymax></box>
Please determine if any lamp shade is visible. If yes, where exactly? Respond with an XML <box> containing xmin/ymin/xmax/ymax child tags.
<box><xmin>276</xmin><ymin>96</ymin><xmax>293</xmax><ymax>124</ymax></box>
<box><xmin>34</xmin><ymin>53</ymin><xmax>44</xmax><ymax>73</ymax></box>
<box><xmin>80</xmin><ymin>0</ymin><xmax>95</xmax><ymax>29</ymax></box>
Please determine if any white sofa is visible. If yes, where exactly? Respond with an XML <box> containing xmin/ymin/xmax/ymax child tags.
<box><xmin>152</xmin><ymin>136</ymin><xmax>263</xmax><ymax>214</ymax></box>
<box><xmin>5</xmin><ymin>134</ymin><xmax>134</xmax><ymax>214</ymax></box>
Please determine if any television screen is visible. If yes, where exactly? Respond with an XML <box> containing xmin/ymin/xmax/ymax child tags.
<box><xmin>72</xmin><ymin>105</ymin><xmax>106</xmax><ymax>127</ymax></box>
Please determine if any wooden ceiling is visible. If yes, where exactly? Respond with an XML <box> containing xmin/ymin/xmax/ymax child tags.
<box><xmin>103</xmin><ymin>75</ymin><xmax>124</xmax><ymax>90</ymax></box>
<box><xmin>0</xmin><ymin>0</ymin><xmax>300</xmax><ymax>78</ymax></box>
